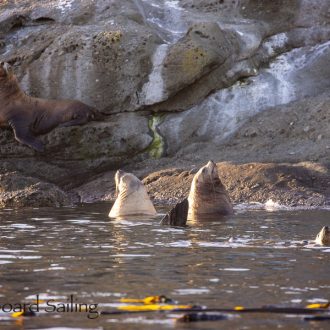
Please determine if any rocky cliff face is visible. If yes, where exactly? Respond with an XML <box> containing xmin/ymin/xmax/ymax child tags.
<box><xmin>0</xmin><ymin>0</ymin><xmax>329</xmax><ymax>206</ymax></box>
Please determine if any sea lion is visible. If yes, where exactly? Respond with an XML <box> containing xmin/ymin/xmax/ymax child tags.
<box><xmin>188</xmin><ymin>160</ymin><xmax>233</xmax><ymax>221</ymax></box>
<box><xmin>109</xmin><ymin>170</ymin><xmax>157</xmax><ymax>218</ymax></box>
<box><xmin>0</xmin><ymin>62</ymin><xmax>102</xmax><ymax>152</ymax></box>
<box><xmin>315</xmin><ymin>226</ymin><xmax>330</xmax><ymax>246</ymax></box>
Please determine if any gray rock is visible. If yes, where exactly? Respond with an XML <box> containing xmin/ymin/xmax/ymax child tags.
<box><xmin>0</xmin><ymin>113</ymin><xmax>153</xmax><ymax>184</ymax></box>
<box><xmin>158</xmin><ymin>41</ymin><xmax>330</xmax><ymax>156</ymax></box>
<box><xmin>0</xmin><ymin>171</ymin><xmax>70</xmax><ymax>208</ymax></box>
<box><xmin>162</xmin><ymin>22</ymin><xmax>239</xmax><ymax>98</ymax></box>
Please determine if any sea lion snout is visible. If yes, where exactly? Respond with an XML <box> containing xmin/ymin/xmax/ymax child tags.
<box><xmin>115</xmin><ymin>169</ymin><xmax>125</xmax><ymax>196</ymax></box>
<box><xmin>3</xmin><ymin>62</ymin><xmax>11</xmax><ymax>72</ymax></box>
<box><xmin>315</xmin><ymin>226</ymin><xmax>330</xmax><ymax>246</ymax></box>
<box><xmin>116</xmin><ymin>169</ymin><xmax>125</xmax><ymax>177</ymax></box>
<box><xmin>0</xmin><ymin>62</ymin><xmax>12</xmax><ymax>75</ymax></box>
<box><xmin>90</xmin><ymin>108</ymin><xmax>105</xmax><ymax>121</ymax></box>
<box><xmin>206</xmin><ymin>160</ymin><xmax>216</xmax><ymax>167</ymax></box>
<box><xmin>200</xmin><ymin>160</ymin><xmax>218</xmax><ymax>180</ymax></box>
<box><xmin>114</xmin><ymin>170</ymin><xmax>131</xmax><ymax>196</ymax></box>
<box><xmin>0</xmin><ymin>62</ymin><xmax>7</xmax><ymax>77</ymax></box>
<box><xmin>319</xmin><ymin>226</ymin><xmax>329</xmax><ymax>234</ymax></box>
<box><xmin>115</xmin><ymin>169</ymin><xmax>126</xmax><ymax>183</ymax></box>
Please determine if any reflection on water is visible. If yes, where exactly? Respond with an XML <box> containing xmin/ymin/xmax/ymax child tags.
<box><xmin>0</xmin><ymin>203</ymin><xmax>329</xmax><ymax>329</ymax></box>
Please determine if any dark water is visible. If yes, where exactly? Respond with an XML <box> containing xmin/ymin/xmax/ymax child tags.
<box><xmin>0</xmin><ymin>203</ymin><xmax>329</xmax><ymax>330</ymax></box>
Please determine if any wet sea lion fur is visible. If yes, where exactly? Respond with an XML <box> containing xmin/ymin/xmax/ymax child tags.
<box><xmin>109</xmin><ymin>170</ymin><xmax>157</xmax><ymax>218</ymax></box>
<box><xmin>188</xmin><ymin>160</ymin><xmax>233</xmax><ymax>221</ymax></box>
<box><xmin>315</xmin><ymin>226</ymin><xmax>330</xmax><ymax>246</ymax></box>
<box><xmin>0</xmin><ymin>62</ymin><xmax>103</xmax><ymax>152</ymax></box>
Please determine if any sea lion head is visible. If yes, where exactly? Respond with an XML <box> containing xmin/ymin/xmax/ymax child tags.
<box><xmin>192</xmin><ymin>160</ymin><xmax>220</xmax><ymax>192</ymax></box>
<box><xmin>109</xmin><ymin>170</ymin><xmax>157</xmax><ymax>218</ymax></box>
<box><xmin>0</xmin><ymin>62</ymin><xmax>19</xmax><ymax>96</ymax></box>
<box><xmin>315</xmin><ymin>226</ymin><xmax>330</xmax><ymax>246</ymax></box>
<box><xmin>114</xmin><ymin>170</ymin><xmax>142</xmax><ymax>198</ymax></box>
<box><xmin>188</xmin><ymin>160</ymin><xmax>233</xmax><ymax>220</ymax></box>
<box><xmin>0</xmin><ymin>62</ymin><xmax>14</xmax><ymax>79</ymax></box>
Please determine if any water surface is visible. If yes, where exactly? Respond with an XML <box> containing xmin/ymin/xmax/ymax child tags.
<box><xmin>0</xmin><ymin>204</ymin><xmax>329</xmax><ymax>329</ymax></box>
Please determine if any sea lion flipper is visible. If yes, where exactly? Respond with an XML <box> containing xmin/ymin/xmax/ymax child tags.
<box><xmin>11</xmin><ymin>121</ymin><xmax>44</xmax><ymax>152</ymax></box>
<box><xmin>160</xmin><ymin>198</ymin><xmax>189</xmax><ymax>226</ymax></box>
<box><xmin>58</xmin><ymin>115</ymin><xmax>91</xmax><ymax>128</ymax></box>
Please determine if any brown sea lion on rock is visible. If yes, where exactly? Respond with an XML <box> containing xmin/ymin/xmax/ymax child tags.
<box><xmin>109</xmin><ymin>170</ymin><xmax>157</xmax><ymax>218</ymax></box>
<box><xmin>315</xmin><ymin>226</ymin><xmax>330</xmax><ymax>246</ymax></box>
<box><xmin>0</xmin><ymin>62</ymin><xmax>102</xmax><ymax>152</ymax></box>
<box><xmin>188</xmin><ymin>160</ymin><xmax>233</xmax><ymax>221</ymax></box>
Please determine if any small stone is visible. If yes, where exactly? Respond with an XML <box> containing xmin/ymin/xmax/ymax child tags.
<box><xmin>244</xmin><ymin>127</ymin><xmax>258</xmax><ymax>137</ymax></box>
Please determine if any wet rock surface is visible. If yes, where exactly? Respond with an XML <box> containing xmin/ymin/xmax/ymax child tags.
<box><xmin>0</xmin><ymin>171</ymin><xmax>71</xmax><ymax>208</ymax></box>
<box><xmin>0</xmin><ymin>0</ymin><xmax>329</xmax><ymax>207</ymax></box>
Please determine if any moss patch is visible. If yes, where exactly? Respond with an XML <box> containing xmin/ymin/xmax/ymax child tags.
<box><xmin>93</xmin><ymin>30</ymin><xmax>123</xmax><ymax>44</ymax></box>
<box><xmin>147</xmin><ymin>115</ymin><xmax>164</xmax><ymax>159</ymax></box>
<box><xmin>182</xmin><ymin>47</ymin><xmax>208</xmax><ymax>75</ymax></box>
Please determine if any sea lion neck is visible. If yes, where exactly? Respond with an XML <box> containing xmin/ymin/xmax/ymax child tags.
<box><xmin>195</xmin><ymin>175</ymin><xmax>222</xmax><ymax>193</ymax></box>
<box><xmin>0</xmin><ymin>74</ymin><xmax>23</xmax><ymax>101</ymax></box>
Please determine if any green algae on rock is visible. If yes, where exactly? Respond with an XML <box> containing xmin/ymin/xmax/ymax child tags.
<box><xmin>147</xmin><ymin>115</ymin><xmax>165</xmax><ymax>159</ymax></box>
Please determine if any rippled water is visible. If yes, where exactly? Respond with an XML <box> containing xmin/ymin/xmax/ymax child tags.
<box><xmin>0</xmin><ymin>204</ymin><xmax>329</xmax><ymax>330</ymax></box>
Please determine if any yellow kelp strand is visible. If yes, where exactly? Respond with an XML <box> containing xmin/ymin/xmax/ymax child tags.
<box><xmin>306</xmin><ymin>302</ymin><xmax>329</xmax><ymax>309</ymax></box>
<box><xmin>120</xmin><ymin>295</ymin><xmax>173</xmax><ymax>304</ymax></box>
<box><xmin>11</xmin><ymin>311</ymin><xmax>24</xmax><ymax>318</ymax></box>
<box><xmin>117</xmin><ymin>304</ymin><xmax>192</xmax><ymax>311</ymax></box>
